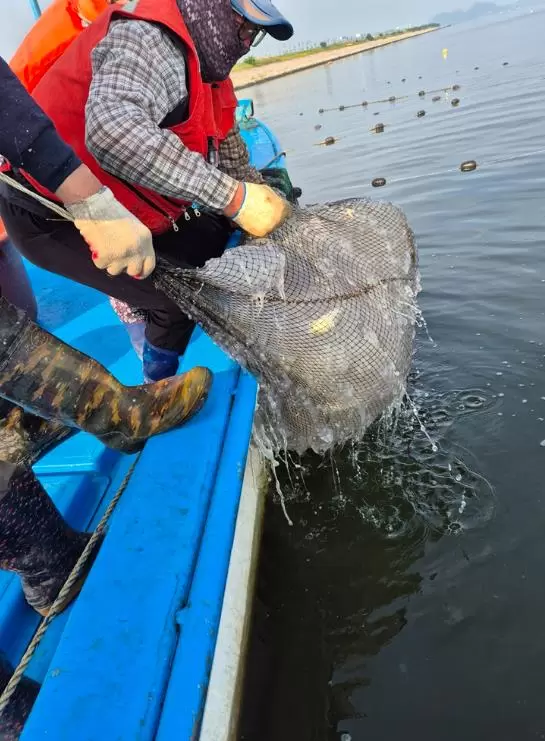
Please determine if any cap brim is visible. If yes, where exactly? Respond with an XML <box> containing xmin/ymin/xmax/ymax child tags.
<box><xmin>232</xmin><ymin>0</ymin><xmax>294</xmax><ymax>40</ymax></box>
<box><xmin>266</xmin><ymin>22</ymin><xmax>294</xmax><ymax>41</ymax></box>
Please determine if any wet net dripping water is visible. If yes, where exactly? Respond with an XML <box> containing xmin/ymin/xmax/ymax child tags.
<box><xmin>155</xmin><ymin>198</ymin><xmax>420</xmax><ymax>456</ymax></box>
<box><xmin>270</xmin><ymin>354</ymin><xmax>497</xmax><ymax>538</ymax></box>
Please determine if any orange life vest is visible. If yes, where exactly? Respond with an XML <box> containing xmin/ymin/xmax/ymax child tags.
<box><xmin>10</xmin><ymin>0</ymin><xmax>112</xmax><ymax>93</ymax></box>
<box><xmin>29</xmin><ymin>0</ymin><xmax>238</xmax><ymax>234</ymax></box>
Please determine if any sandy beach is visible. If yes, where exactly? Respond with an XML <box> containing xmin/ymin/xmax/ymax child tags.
<box><xmin>231</xmin><ymin>27</ymin><xmax>438</xmax><ymax>91</ymax></box>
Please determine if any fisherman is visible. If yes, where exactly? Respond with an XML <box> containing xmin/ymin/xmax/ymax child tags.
<box><xmin>0</xmin><ymin>54</ymin><xmax>215</xmax><ymax>736</ymax></box>
<box><xmin>0</xmin><ymin>0</ymin><xmax>294</xmax><ymax>382</ymax></box>
<box><xmin>0</xmin><ymin>54</ymin><xmax>213</xmax><ymax>612</ymax></box>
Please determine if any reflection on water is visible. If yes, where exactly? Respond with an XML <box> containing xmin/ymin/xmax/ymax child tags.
<box><xmin>240</xmin><ymin>10</ymin><xmax>545</xmax><ymax>741</ymax></box>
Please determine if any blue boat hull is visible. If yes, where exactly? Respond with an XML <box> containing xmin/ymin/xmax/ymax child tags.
<box><xmin>0</xmin><ymin>103</ymin><xmax>283</xmax><ymax>740</ymax></box>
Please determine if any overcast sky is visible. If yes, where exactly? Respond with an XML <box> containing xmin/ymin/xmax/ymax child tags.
<box><xmin>0</xmin><ymin>0</ymin><xmax>514</xmax><ymax>59</ymax></box>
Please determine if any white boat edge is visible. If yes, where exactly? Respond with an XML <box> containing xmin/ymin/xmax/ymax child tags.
<box><xmin>200</xmin><ymin>441</ymin><xmax>268</xmax><ymax>741</ymax></box>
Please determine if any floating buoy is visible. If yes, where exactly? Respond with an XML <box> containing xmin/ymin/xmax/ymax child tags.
<box><xmin>371</xmin><ymin>123</ymin><xmax>385</xmax><ymax>134</ymax></box>
<box><xmin>314</xmin><ymin>124</ymin><xmax>322</xmax><ymax>130</ymax></box>
<box><xmin>418</xmin><ymin>90</ymin><xmax>426</xmax><ymax>97</ymax></box>
<box><xmin>418</xmin><ymin>75</ymin><xmax>423</xmax><ymax>79</ymax></box>
<box><xmin>416</xmin><ymin>110</ymin><xmax>426</xmax><ymax>117</ymax></box>
<box><xmin>460</xmin><ymin>160</ymin><xmax>477</xmax><ymax>172</ymax></box>
<box><xmin>388</xmin><ymin>96</ymin><xmax>396</xmax><ymax>102</ymax></box>
<box><xmin>401</xmin><ymin>78</ymin><xmax>406</xmax><ymax>82</ymax></box>
<box><xmin>339</xmin><ymin>105</ymin><xmax>345</xmax><ymax>111</ymax></box>
<box><xmin>442</xmin><ymin>48</ymin><xmax>448</xmax><ymax>60</ymax></box>
<box><xmin>372</xmin><ymin>177</ymin><xmax>387</xmax><ymax>187</ymax></box>
<box><xmin>432</xmin><ymin>95</ymin><xmax>441</xmax><ymax>102</ymax></box>
<box><xmin>318</xmin><ymin>108</ymin><xmax>324</xmax><ymax>114</ymax></box>
<box><xmin>452</xmin><ymin>84</ymin><xmax>461</xmax><ymax>91</ymax></box>
<box><xmin>387</xmin><ymin>81</ymin><xmax>391</xmax><ymax>85</ymax></box>
<box><xmin>314</xmin><ymin>136</ymin><xmax>338</xmax><ymax>147</ymax></box>
<box><xmin>299</xmin><ymin>112</ymin><xmax>304</xmax><ymax>116</ymax></box>
<box><xmin>451</xmin><ymin>98</ymin><xmax>460</xmax><ymax>107</ymax></box>
<box><xmin>502</xmin><ymin>61</ymin><xmax>509</xmax><ymax>66</ymax></box>
<box><xmin>474</xmin><ymin>66</ymin><xmax>479</xmax><ymax>70</ymax></box>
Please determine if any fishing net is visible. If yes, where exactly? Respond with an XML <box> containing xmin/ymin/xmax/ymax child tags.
<box><xmin>154</xmin><ymin>198</ymin><xmax>419</xmax><ymax>454</ymax></box>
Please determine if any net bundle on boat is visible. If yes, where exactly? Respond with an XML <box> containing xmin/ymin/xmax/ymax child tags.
<box><xmin>154</xmin><ymin>198</ymin><xmax>419</xmax><ymax>454</ymax></box>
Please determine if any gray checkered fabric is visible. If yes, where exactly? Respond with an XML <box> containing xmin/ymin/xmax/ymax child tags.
<box><xmin>87</xmin><ymin>19</ymin><xmax>259</xmax><ymax>212</ymax></box>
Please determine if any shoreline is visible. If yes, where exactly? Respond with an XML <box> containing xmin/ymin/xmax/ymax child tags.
<box><xmin>232</xmin><ymin>27</ymin><xmax>439</xmax><ymax>91</ymax></box>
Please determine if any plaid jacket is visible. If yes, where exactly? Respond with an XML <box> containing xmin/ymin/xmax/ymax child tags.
<box><xmin>86</xmin><ymin>18</ymin><xmax>263</xmax><ymax>214</ymax></box>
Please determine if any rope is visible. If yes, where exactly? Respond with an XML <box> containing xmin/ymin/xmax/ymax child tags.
<box><xmin>318</xmin><ymin>86</ymin><xmax>454</xmax><ymax>114</ymax></box>
<box><xmin>0</xmin><ymin>456</ymin><xmax>139</xmax><ymax>717</ymax></box>
<box><xmin>315</xmin><ymin>57</ymin><xmax>545</xmax><ymax>117</ymax></box>
<box><xmin>372</xmin><ymin>147</ymin><xmax>545</xmax><ymax>189</ymax></box>
<box><xmin>0</xmin><ymin>172</ymin><xmax>74</xmax><ymax>222</ymax></box>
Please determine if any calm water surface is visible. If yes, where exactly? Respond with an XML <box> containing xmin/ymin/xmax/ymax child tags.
<box><xmin>240</xmin><ymin>12</ymin><xmax>545</xmax><ymax>741</ymax></box>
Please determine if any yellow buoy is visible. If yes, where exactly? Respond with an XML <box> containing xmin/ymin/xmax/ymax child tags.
<box><xmin>442</xmin><ymin>48</ymin><xmax>448</xmax><ymax>60</ymax></box>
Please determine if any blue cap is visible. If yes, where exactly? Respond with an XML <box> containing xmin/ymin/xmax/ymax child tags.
<box><xmin>231</xmin><ymin>0</ymin><xmax>294</xmax><ymax>40</ymax></box>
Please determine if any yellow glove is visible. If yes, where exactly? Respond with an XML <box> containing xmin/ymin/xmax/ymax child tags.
<box><xmin>66</xmin><ymin>187</ymin><xmax>156</xmax><ymax>279</ymax></box>
<box><xmin>227</xmin><ymin>183</ymin><xmax>292</xmax><ymax>238</ymax></box>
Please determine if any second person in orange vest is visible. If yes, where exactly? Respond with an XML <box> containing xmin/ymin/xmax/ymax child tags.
<box><xmin>10</xmin><ymin>0</ymin><xmax>124</xmax><ymax>93</ymax></box>
<box><xmin>1</xmin><ymin>0</ymin><xmax>294</xmax><ymax>382</ymax></box>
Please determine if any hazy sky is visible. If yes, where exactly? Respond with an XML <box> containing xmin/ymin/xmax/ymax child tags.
<box><xmin>0</xmin><ymin>0</ymin><xmax>514</xmax><ymax>59</ymax></box>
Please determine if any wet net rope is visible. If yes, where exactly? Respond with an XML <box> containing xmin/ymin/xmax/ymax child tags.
<box><xmin>0</xmin><ymin>457</ymin><xmax>139</xmax><ymax>717</ymax></box>
<box><xmin>154</xmin><ymin>199</ymin><xmax>419</xmax><ymax>454</ymax></box>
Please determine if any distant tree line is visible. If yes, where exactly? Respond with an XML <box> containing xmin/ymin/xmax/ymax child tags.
<box><xmin>238</xmin><ymin>23</ymin><xmax>440</xmax><ymax>68</ymax></box>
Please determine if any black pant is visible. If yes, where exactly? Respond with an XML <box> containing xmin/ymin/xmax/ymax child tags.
<box><xmin>0</xmin><ymin>193</ymin><xmax>231</xmax><ymax>353</ymax></box>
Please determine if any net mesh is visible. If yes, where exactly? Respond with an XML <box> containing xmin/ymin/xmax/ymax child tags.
<box><xmin>154</xmin><ymin>198</ymin><xmax>419</xmax><ymax>454</ymax></box>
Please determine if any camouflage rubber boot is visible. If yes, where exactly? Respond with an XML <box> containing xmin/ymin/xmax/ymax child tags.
<box><xmin>0</xmin><ymin>654</ymin><xmax>40</xmax><ymax>740</ymax></box>
<box><xmin>0</xmin><ymin>463</ymin><xmax>98</xmax><ymax>616</ymax></box>
<box><xmin>0</xmin><ymin>399</ymin><xmax>75</xmax><ymax>467</ymax></box>
<box><xmin>0</xmin><ymin>298</ymin><xmax>212</xmax><ymax>453</ymax></box>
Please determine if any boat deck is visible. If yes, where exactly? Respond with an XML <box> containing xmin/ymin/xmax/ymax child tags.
<box><xmin>0</xmin><ymin>102</ymin><xmax>279</xmax><ymax>740</ymax></box>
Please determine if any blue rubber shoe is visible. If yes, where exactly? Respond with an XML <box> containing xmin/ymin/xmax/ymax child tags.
<box><xmin>143</xmin><ymin>341</ymin><xmax>180</xmax><ymax>383</ymax></box>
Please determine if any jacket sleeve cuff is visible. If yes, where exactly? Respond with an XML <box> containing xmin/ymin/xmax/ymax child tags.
<box><xmin>190</xmin><ymin>165</ymin><xmax>239</xmax><ymax>212</ymax></box>
<box><xmin>18</xmin><ymin>127</ymin><xmax>82</xmax><ymax>194</ymax></box>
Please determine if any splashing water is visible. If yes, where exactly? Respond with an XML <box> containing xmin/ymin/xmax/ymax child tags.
<box><xmin>272</xmin><ymin>374</ymin><xmax>496</xmax><ymax>537</ymax></box>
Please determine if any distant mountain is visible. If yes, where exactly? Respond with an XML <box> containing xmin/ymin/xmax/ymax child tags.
<box><xmin>432</xmin><ymin>1</ymin><xmax>508</xmax><ymax>24</ymax></box>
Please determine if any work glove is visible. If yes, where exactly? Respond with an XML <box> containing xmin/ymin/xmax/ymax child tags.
<box><xmin>66</xmin><ymin>187</ymin><xmax>156</xmax><ymax>279</ymax></box>
<box><xmin>260</xmin><ymin>167</ymin><xmax>302</xmax><ymax>204</ymax></box>
<box><xmin>225</xmin><ymin>182</ymin><xmax>292</xmax><ymax>238</ymax></box>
